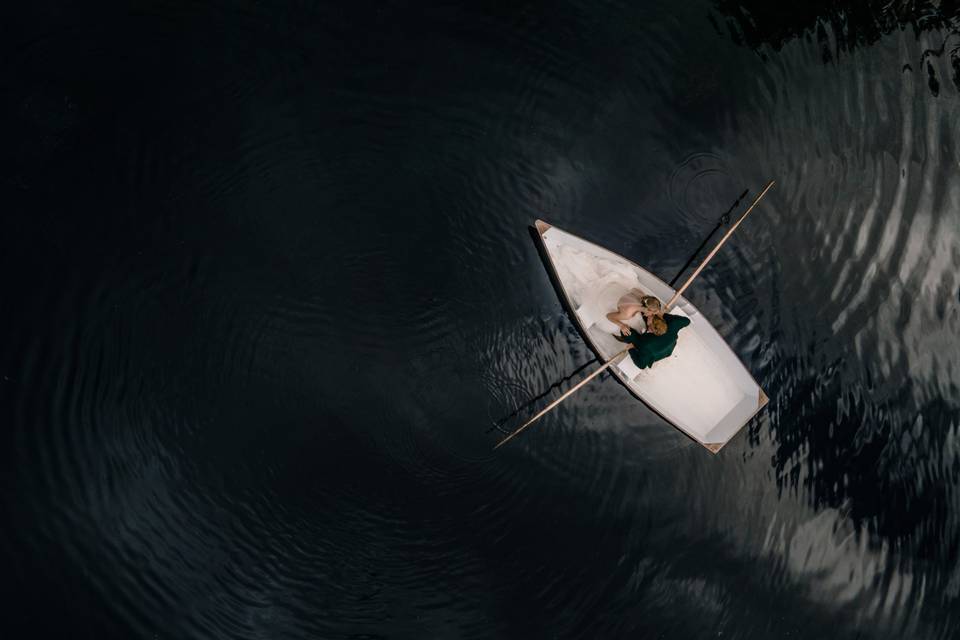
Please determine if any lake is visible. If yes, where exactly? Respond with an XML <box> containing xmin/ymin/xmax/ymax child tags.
<box><xmin>2</xmin><ymin>1</ymin><xmax>959</xmax><ymax>638</ymax></box>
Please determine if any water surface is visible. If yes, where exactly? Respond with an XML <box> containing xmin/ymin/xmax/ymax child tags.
<box><xmin>2</xmin><ymin>1</ymin><xmax>959</xmax><ymax>638</ymax></box>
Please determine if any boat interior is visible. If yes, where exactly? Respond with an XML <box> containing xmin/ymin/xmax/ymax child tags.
<box><xmin>539</xmin><ymin>223</ymin><xmax>765</xmax><ymax>449</ymax></box>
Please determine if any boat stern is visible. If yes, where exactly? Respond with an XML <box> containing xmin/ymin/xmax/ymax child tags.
<box><xmin>702</xmin><ymin>387</ymin><xmax>769</xmax><ymax>454</ymax></box>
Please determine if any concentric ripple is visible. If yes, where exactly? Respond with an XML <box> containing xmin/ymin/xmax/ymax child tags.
<box><xmin>3</xmin><ymin>1</ymin><xmax>960</xmax><ymax>639</ymax></box>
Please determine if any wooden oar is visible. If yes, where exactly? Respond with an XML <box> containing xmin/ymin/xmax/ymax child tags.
<box><xmin>494</xmin><ymin>348</ymin><xmax>631</xmax><ymax>449</ymax></box>
<box><xmin>665</xmin><ymin>179</ymin><xmax>775</xmax><ymax>311</ymax></box>
<box><xmin>495</xmin><ymin>180</ymin><xmax>775</xmax><ymax>450</ymax></box>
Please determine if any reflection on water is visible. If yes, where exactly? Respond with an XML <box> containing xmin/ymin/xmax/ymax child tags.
<box><xmin>1</xmin><ymin>1</ymin><xmax>959</xmax><ymax>638</ymax></box>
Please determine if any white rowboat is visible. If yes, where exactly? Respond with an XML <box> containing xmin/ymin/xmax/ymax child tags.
<box><xmin>533</xmin><ymin>219</ymin><xmax>768</xmax><ymax>453</ymax></box>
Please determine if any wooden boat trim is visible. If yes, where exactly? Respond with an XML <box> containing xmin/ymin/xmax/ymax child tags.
<box><xmin>531</xmin><ymin>218</ymin><xmax>767</xmax><ymax>453</ymax></box>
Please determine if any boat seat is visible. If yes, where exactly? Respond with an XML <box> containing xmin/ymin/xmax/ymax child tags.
<box><xmin>616</xmin><ymin>351</ymin><xmax>643</xmax><ymax>379</ymax></box>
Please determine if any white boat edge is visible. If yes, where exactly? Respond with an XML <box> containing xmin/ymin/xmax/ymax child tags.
<box><xmin>532</xmin><ymin>218</ymin><xmax>769</xmax><ymax>454</ymax></box>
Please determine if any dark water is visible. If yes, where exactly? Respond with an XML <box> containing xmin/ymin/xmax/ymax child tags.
<box><xmin>2</xmin><ymin>1</ymin><xmax>959</xmax><ymax>638</ymax></box>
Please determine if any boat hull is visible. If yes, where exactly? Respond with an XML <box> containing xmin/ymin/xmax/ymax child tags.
<box><xmin>533</xmin><ymin>219</ymin><xmax>767</xmax><ymax>452</ymax></box>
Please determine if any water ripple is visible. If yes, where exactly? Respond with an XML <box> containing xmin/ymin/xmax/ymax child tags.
<box><xmin>4</xmin><ymin>2</ymin><xmax>960</xmax><ymax>639</ymax></box>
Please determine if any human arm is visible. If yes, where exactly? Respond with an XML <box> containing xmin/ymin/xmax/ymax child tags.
<box><xmin>605</xmin><ymin>311</ymin><xmax>633</xmax><ymax>335</ymax></box>
<box><xmin>664</xmin><ymin>313</ymin><xmax>691</xmax><ymax>331</ymax></box>
<box><xmin>607</xmin><ymin>303</ymin><xmax>646</xmax><ymax>336</ymax></box>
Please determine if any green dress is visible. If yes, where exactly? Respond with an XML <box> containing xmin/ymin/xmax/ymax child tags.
<box><xmin>615</xmin><ymin>313</ymin><xmax>691</xmax><ymax>369</ymax></box>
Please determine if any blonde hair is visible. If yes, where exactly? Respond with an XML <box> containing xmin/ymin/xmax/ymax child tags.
<box><xmin>647</xmin><ymin>314</ymin><xmax>668</xmax><ymax>336</ymax></box>
<box><xmin>640</xmin><ymin>296</ymin><xmax>662</xmax><ymax>314</ymax></box>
